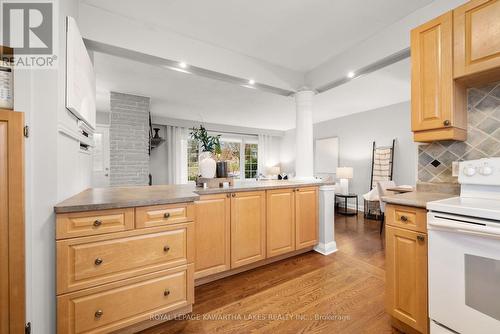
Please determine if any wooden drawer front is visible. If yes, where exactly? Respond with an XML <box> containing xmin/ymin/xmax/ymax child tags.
<box><xmin>58</xmin><ymin>265</ymin><xmax>194</xmax><ymax>334</ymax></box>
<box><xmin>136</xmin><ymin>203</ymin><xmax>194</xmax><ymax>228</ymax></box>
<box><xmin>386</xmin><ymin>204</ymin><xmax>427</xmax><ymax>233</ymax></box>
<box><xmin>57</xmin><ymin>224</ymin><xmax>194</xmax><ymax>294</ymax></box>
<box><xmin>56</xmin><ymin>208</ymin><xmax>134</xmax><ymax>239</ymax></box>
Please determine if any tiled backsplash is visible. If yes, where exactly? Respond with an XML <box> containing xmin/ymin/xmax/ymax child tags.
<box><xmin>418</xmin><ymin>81</ymin><xmax>500</xmax><ymax>183</ymax></box>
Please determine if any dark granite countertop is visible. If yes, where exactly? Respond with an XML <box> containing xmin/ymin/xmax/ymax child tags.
<box><xmin>54</xmin><ymin>180</ymin><xmax>334</xmax><ymax>213</ymax></box>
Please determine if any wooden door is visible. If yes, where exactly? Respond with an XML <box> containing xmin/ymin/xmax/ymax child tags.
<box><xmin>411</xmin><ymin>12</ymin><xmax>454</xmax><ymax>132</ymax></box>
<box><xmin>266</xmin><ymin>188</ymin><xmax>295</xmax><ymax>258</ymax></box>
<box><xmin>194</xmin><ymin>194</ymin><xmax>230</xmax><ymax>279</ymax></box>
<box><xmin>454</xmin><ymin>0</ymin><xmax>500</xmax><ymax>78</ymax></box>
<box><xmin>386</xmin><ymin>225</ymin><xmax>428</xmax><ymax>334</ymax></box>
<box><xmin>0</xmin><ymin>109</ymin><xmax>25</xmax><ymax>334</ymax></box>
<box><xmin>295</xmin><ymin>187</ymin><xmax>318</xmax><ymax>250</ymax></box>
<box><xmin>230</xmin><ymin>191</ymin><xmax>266</xmax><ymax>268</ymax></box>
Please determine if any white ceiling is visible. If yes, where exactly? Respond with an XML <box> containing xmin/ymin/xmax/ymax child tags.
<box><xmin>82</xmin><ymin>0</ymin><xmax>433</xmax><ymax>72</ymax></box>
<box><xmin>94</xmin><ymin>52</ymin><xmax>409</xmax><ymax>131</ymax></box>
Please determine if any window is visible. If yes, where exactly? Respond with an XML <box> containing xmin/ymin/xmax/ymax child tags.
<box><xmin>187</xmin><ymin>133</ymin><xmax>258</xmax><ymax>180</ymax></box>
<box><xmin>244</xmin><ymin>143</ymin><xmax>258</xmax><ymax>178</ymax></box>
<box><xmin>187</xmin><ymin>139</ymin><xmax>199</xmax><ymax>181</ymax></box>
<box><xmin>220</xmin><ymin>139</ymin><xmax>241</xmax><ymax>178</ymax></box>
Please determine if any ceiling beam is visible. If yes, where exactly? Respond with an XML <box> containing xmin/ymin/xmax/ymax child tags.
<box><xmin>85</xmin><ymin>39</ymin><xmax>296</xmax><ymax>97</ymax></box>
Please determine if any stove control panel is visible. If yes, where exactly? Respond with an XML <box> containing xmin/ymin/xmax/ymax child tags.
<box><xmin>459</xmin><ymin>158</ymin><xmax>500</xmax><ymax>185</ymax></box>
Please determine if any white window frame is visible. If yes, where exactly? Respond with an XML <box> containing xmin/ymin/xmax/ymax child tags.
<box><xmin>211</xmin><ymin>132</ymin><xmax>258</xmax><ymax>180</ymax></box>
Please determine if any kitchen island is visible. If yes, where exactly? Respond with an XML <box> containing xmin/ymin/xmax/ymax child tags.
<box><xmin>54</xmin><ymin>180</ymin><xmax>335</xmax><ymax>333</ymax></box>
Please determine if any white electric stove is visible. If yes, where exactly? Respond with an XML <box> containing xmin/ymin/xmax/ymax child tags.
<box><xmin>427</xmin><ymin>157</ymin><xmax>500</xmax><ymax>334</ymax></box>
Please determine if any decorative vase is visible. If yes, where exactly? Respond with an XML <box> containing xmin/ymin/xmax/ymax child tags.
<box><xmin>216</xmin><ymin>161</ymin><xmax>228</xmax><ymax>178</ymax></box>
<box><xmin>199</xmin><ymin>151</ymin><xmax>216</xmax><ymax>178</ymax></box>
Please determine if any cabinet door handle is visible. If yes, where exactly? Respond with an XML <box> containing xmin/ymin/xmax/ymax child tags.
<box><xmin>296</xmin><ymin>188</ymin><xmax>300</xmax><ymax>192</ymax></box>
<box><xmin>226</xmin><ymin>193</ymin><xmax>230</xmax><ymax>198</ymax></box>
<box><xmin>93</xmin><ymin>220</ymin><xmax>102</xmax><ymax>227</ymax></box>
<box><xmin>163</xmin><ymin>212</ymin><xmax>170</xmax><ymax>219</ymax></box>
<box><xmin>417</xmin><ymin>235</ymin><xmax>425</xmax><ymax>242</ymax></box>
<box><xmin>231</xmin><ymin>193</ymin><xmax>236</xmax><ymax>197</ymax></box>
<box><xmin>95</xmin><ymin>309</ymin><xmax>103</xmax><ymax>318</ymax></box>
<box><xmin>443</xmin><ymin>120</ymin><xmax>450</xmax><ymax>126</ymax></box>
<box><xmin>400</xmin><ymin>215</ymin><xmax>408</xmax><ymax>222</ymax></box>
<box><xmin>94</xmin><ymin>258</ymin><xmax>103</xmax><ymax>265</ymax></box>
<box><xmin>164</xmin><ymin>289</ymin><xmax>170</xmax><ymax>297</ymax></box>
<box><xmin>163</xmin><ymin>245</ymin><xmax>170</xmax><ymax>252</ymax></box>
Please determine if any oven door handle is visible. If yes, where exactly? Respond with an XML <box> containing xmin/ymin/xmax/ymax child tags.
<box><xmin>429</xmin><ymin>218</ymin><xmax>500</xmax><ymax>240</ymax></box>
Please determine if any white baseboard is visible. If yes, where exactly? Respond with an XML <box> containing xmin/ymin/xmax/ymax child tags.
<box><xmin>314</xmin><ymin>241</ymin><xmax>338</xmax><ymax>255</ymax></box>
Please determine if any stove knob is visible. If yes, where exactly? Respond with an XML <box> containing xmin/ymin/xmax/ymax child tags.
<box><xmin>479</xmin><ymin>165</ymin><xmax>493</xmax><ymax>176</ymax></box>
<box><xmin>463</xmin><ymin>166</ymin><xmax>476</xmax><ymax>177</ymax></box>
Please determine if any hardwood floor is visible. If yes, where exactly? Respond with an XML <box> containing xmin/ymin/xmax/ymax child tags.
<box><xmin>140</xmin><ymin>213</ymin><xmax>398</xmax><ymax>334</ymax></box>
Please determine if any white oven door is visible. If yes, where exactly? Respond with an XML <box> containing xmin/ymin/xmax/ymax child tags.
<box><xmin>428</xmin><ymin>213</ymin><xmax>500</xmax><ymax>334</ymax></box>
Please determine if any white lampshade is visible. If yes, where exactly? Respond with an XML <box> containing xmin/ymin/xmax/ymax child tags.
<box><xmin>267</xmin><ymin>166</ymin><xmax>281</xmax><ymax>175</ymax></box>
<box><xmin>336</xmin><ymin>167</ymin><xmax>353</xmax><ymax>179</ymax></box>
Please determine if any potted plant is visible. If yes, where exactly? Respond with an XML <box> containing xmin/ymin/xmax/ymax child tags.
<box><xmin>190</xmin><ymin>125</ymin><xmax>221</xmax><ymax>178</ymax></box>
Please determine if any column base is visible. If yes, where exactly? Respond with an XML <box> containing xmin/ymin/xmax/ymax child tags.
<box><xmin>314</xmin><ymin>241</ymin><xmax>338</xmax><ymax>255</ymax></box>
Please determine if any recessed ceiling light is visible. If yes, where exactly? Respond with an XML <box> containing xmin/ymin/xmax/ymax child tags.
<box><xmin>347</xmin><ymin>71</ymin><xmax>355</xmax><ymax>78</ymax></box>
<box><xmin>179</xmin><ymin>62</ymin><xmax>187</xmax><ymax>69</ymax></box>
<box><xmin>248</xmin><ymin>79</ymin><xmax>255</xmax><ymax>85</ymax></box>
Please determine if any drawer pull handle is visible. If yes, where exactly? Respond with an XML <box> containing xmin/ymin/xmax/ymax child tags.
<box><xmin>94</xmin><ymin>258</ymin><xmax>103</xmax><ymax>265</ymax></box>
<box><xmin>164</xmin><ymin>289</ymin><xmax>170</xmax><ymax>297</ymax></box>
<box><xmin>296</xmin><ymin>188</ymin><xmax>300</xmax><ymax>192</ymax></box>
<box><xmin>163</xmin><ymin>245</ymin><xmax>170</xmax><ymax>252</ymax></box>
<box><xmin>443</xmin><ymin>120</ymin><xmax>450</xmax><ymax>126</ymax></box>
<box><xmin>400</xmin><ymin>215</ymin><xmax>408</xmax><ymax>222</ymax></box>
<box><xmin>95</xmin><ymin>309</ymin><xmax>103</xmax><ymax>318</ymax></box>
<box><xmin>417</xmin><ymin>235</ymin><xmax>425</xmax><ymax>242</ymax></box>
<box><xmin>163</xmin><ymin>212</ymin><xmax>171</xmax><ymax>219</ymax></box>
<box><xmin>93</xmin><ymin>220</ymin><xmax>102</xmax><ymax>227</ymax></box>
<box><xmin>231</xmin><ymin>193</ymin><xmax>236</xmax><ymax>197</ymax></box>
<box><xmin>226</xmin><ymin>193</ymin><xmax>230</xmax><ymax>198</ymax></box>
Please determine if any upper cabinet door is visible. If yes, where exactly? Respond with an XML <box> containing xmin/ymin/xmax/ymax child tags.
<box><xmin>454</xmin><ymin>0</ymin><xmax>500</xmax><ymax>79</ymax></box>
<box><xmin>411</xmin><ymin>12</ymin><xmax>454</xmax><ymax>133</ymax></box>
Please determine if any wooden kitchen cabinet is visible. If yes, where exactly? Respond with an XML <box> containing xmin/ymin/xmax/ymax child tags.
<box><xmin>454</xmin><ymin>0</ymin><xmax>500</xmax><ymax>79</ymax></box>
<box><xmin>194</xmin><ymin>194</ymin><xmax>231</xmax><ymax>279</ymax></box>
<box><xmin>411</xmin><ymin>11</ymin><xmax>467</xmax><ymax>142</ymax></box>
<box><xmin>230</xmin><ymin>191</ymin><xmax>266</xmax><ymax>268</ymax></box>
<box><xmin>295</xmin><ymin>187</ymin><xmax>318</xmax><ymax>250</ymax></box>
<box><xmin>386</xmin><ymin>204</ymin><xmax>428</xmax><ymax>334</ymax></box>
<box><xmin>266</xmin><ymin>188</ymin><xmax>295</xmax><ymax>258</ymax></box>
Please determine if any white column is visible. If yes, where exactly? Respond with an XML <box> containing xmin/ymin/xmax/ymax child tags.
<box><xmin>294</xmin><ymin>90</ymin><xmax>315</xmax><ymax>180</ymax></box>
<box><xmin>314</xmin><ymin>185</ymin><xmax>337</xmax><ymax>255</ymax></box>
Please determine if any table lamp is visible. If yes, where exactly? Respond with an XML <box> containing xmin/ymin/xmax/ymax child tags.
<box><xmin>336</xmin><ymin>167</ymin><xmax>353</xmax><ymax>195</ymax></box>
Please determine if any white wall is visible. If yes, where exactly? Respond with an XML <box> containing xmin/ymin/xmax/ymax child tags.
<box><xmin>14</xmin><ymin>1</ymin><xmax>89</xmax><ymax>332</ymax></box>
<box><xmin>282</xmin><ymin>101</ymin><xmax>417</xmax><ymax>208</ymax></box>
